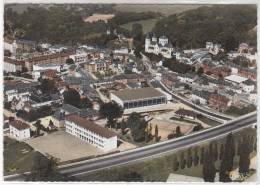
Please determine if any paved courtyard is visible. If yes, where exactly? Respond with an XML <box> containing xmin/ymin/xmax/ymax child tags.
<box><xmin>26</xmin><ymin>131</ymin><xmax>104</xmax><ymax>162</ymax></box>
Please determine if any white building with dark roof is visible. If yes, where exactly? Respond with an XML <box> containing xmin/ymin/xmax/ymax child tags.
<box><xmin>4</xmin><ymin>81</ymin><xmax>39</xmax><ymax>102</ymax></box>
<box><xmin>191</xmin><ymin>90</ymin><xmax>212</xmax><ymax>105</ymax></box>
<box><xmin>145</xmin><ymin>34</ymin><xmax>174</xmax><ymax>58</ymax></box>
<box><xmin>4</xmin><ymin>57</ymin><xmax>24</xmax><ymax>73</ymax></box>
<box><xmin>241</xmin><ymin>79</ymin><xmax>255</xmax><ymax>93</ymax></box>
<box><xmin>224</xmin><ymin>74</ymin><xmax>248</xmax><ymax>85</ymax></box>
<box><xmin>65</xmin><ymin>115</ymin><xmax>117</xmax><ymax>151</ymax></box>
<box><xmin>9</xmin><ymin>120</ymin><xmax>30</xmax><ymax>141</ymax></box>
<box><xmin>110</xmin><ymin>87</ymin><xmax>170</xmax><ymax>110</ymax></box>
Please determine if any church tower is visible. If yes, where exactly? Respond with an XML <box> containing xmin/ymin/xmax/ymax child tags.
<box><xmin>145</xmin><ymin>34</ymin><xmax>151</xmax><ymax>52</ymax></box>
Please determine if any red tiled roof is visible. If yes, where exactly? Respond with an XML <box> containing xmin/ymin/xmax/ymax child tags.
<box><xmin>65</xmin><ymin>114</ymin><xmax>116</xmax><ymax>138</ymax></box>
<box><xmin>9</xmin><ymin>120</ymin><xmax>30</xmax><ymax>130</ymax></box>
<box><xmin>26</xmin><ymin>51</ymin><xmax>74</xmax><ymax>63</ymax></box>
<box><xmin>209</xmin><ymin>94</ymin><xmax>230</xmax><ymax>103</ymax></box>
<box><xmin>43</xmin><ymin>69</ymin><xmax>58</xmax><ymax>78</ymax></box>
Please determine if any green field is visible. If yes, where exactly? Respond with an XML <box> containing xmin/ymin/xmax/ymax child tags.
<box><xmin>4</xmin><ymin>136</ymin><xmax>42</xmax><ymax>175</ymax></box>
<box><xmin>114</xmin><ymin>4</ymin><xmax>209</xmax><ymax>16</ymax></box>
<box><xmin>120</xmin><ymin>18</ymin><xmax>159</xmax><ymax>34</ymax></box>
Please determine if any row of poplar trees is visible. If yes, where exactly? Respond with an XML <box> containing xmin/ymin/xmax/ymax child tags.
<box><xmin>203</xmin><ymin>133</ymin><xmax>256</xmax><ymax>182</ymax></box>
<box><xmin>171</xmin><ymin>132</ymin><xmax>256</xmax><ymax>182</ymax></box>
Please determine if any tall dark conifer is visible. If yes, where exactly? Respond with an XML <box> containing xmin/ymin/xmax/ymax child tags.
<box><xmin>203</xmin><ymin>149</ymin><xmax>216</xmax><ymax>182</ymax></box>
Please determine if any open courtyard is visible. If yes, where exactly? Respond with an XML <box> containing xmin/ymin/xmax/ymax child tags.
<box><xmin>26</xmin><ymin>131</ymin><xmax>104</xmax><ymax>162</ymax></box>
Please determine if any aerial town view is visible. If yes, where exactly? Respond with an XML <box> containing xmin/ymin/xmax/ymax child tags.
<box><xmin>3</xmin><ymin>3</ymin><xmax>257</xmax><ymax>182</ymax></box>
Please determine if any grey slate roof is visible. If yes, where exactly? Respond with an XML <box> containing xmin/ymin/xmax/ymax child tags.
<box><xmin>112</xmin><ymin>87</ymin><xmax>165</xmax><ymax>102</ymax></box>
<box><xmin>53</xmin><ymin>104</ymin><xmax>98</xmax><ymax>120</ymax></box>
<box><xmin>243</xmin><ymin>79</ymin><xmax>255</xmax><ymax>86</ymax></box>
<box><xmin>4</xmin><ymin>81</ymin><xmax>39</xmax><ymax>93</ymax></box>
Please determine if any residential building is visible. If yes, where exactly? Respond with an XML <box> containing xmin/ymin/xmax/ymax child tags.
<box><xmin>49</xmin><ymin>45</ymin><xmax>68</xmax><ymax>53</ymax></box>
<box><xmin>4</xmin><ymin>57</ymin><xmax>24</xmax><ymax>73</ymax></box>
<box><xmin>238</xmin><ymin>68</ymin><xmax>257</xmax><ymax>81</ymax></box>
<box><xmin>93</xmin><ymin>73</ymin><xmax>148</xmax><ymax>88</ymax></box>
<box><xmin>224</xmin><ymin>74</ymin><xmax>248</xmax><ymax>86</ymax></box>
<box><xmin>4</xmin><ymin>81</ymin><xmax>39</xmax><ymax>102</ymax></box>
<box><xmin>26</xmin><ymin>92</ymin><xmax>62</xmax><ymax>109</ymax></box>
<box><xmin>65</xmin><ymin>114</ymin><xmax>117</xmax><ymax>151</ymax></box>
<box><xmin>177</xmin><ymin>73</ymin><xmax>195</xmax><ymax>83</ymax></box>
<box><xmin>52</xmin><ymin>103</ymin><xmax>99</xmax><ymax>128</ymax></box>
<box><xmin>161</xmin><ymin>73</ymin><xmax>178</xmax><ymax>89</ymax></box>
<box><xmin>145</xmin><ymin>34</ymin><xmax>174</xmax><ymax>58</ymax></box>
<box><xmin>24</xmin><ymin>51</ymin><xmax>73</xmax><ymax>71</ymax></box>
<box><xmin>211</xmin><ymin>66</ymin><xmax>231</xmax><ymax>78</ymax></box>
<box><xmin>172</xmin><ymin>82</ymin><xmax>186</xmax><ymax>92</ymax></box>
<box><xmin>110</xmin><ymin>87</ymin><xmax>169</xmax><ymax>110</ymax></box>
<box><xmin>209</xmin><ymin>93</ymin><xmax>231</xmax><ymax>112</ymax></box>
<box><xmin>241</xmin><ymin>79</ymin><xmax>255</xmax><ymax>93</ymax></box>
<box><xmin>9</xmin><ymin>120</ymin><xmax>30</xmax><ymax>141</ymax></box>
<box><xmin>114</xmin><ymin>47</ymin><xmax>129</xmax><ymax>54</ymax></box>
<box><xmin>113</xmin><ymin>73</ymin><xmax>147</xmax><ymax>84</ymax></box>
<box><xmin>206</xmin><ymin>42</ymin><xmax>222</xmax><ymax>55</ymax></box>
<box><xmin>16</xmin><ymin>39</ymin><xmax>37</xmax><ymax>53</ymax></box>
<box><xmin>248</xmin><ymin>91</ymin><xmax>257</xmax><ymax>105</ymax></box>
<box><xmin>4</xmin><ymin>39</ymin><xmax>17</xmax><ymax>55</ymax></box>
<box><xmin>84</xmin><ymin>60</ymin><xmax>108</xmax><ymax>73</ymax></box>
<box><xmin>42</xmin><ymin>69</ymin><xmax>59</xmax><ymax>80</ymax></box>
<box><xmin>63</xmin><ymin>76</ymin><xmax>90</xmax><ymax>95</ymax></box>
<box><xmin>191</xmin><ymin>90</ymin><xmax>211</xmax><ymax>105</ymax></box>
<box><xmin>230</xmin><ymin>64</ymin><xmax>239</xmax><ymax>74</ymax></box>
<box><xmin>69</xmin><ymin>52</ymin><xmax>89</xmax><ymax>63</ymax></box>
<box><xmin>238</xmin><ymin>43</ymin><xmax>250</xmax><ymax>53</ymax></box>
<box><xmin>52</xmin><ymin>104</ymin><xmax>81</xmax><ymax>128</ymax></box>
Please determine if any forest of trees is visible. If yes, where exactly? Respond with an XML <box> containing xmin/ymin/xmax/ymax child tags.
<box><xmin>5</xmin><ymin>5</ymin><xmax>256</xmax><ymax>51</ymax></box>
<box><xmin>4</xmin><ymin>6</ymin><xmax>108</xmax><ymax>45</ymax></box>
<box><xmin>153</xmin><ymin>5</ymin><xmax>257</xmax><ymax>51</ymax></box>
<box><xmin>4</xmin><ymin>5</ymin><xmax>158</xmax><ymax>47</ymax></box>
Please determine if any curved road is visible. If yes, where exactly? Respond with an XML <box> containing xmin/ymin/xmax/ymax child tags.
<box><xmin>140</xmin><ymin>52</ymin><xmax>232</xmax><ymax>122</ymax></box>
<box><xmin>59</xmin><ymin>112</ymin><xmax>256</xmax><ymax>178</ymax></box>
<box><xmin>157</xmin><ymin>79</ymin><xmax>233</xmax><ymax>121</ymax></box>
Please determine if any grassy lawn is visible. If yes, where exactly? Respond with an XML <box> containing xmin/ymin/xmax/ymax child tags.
<box><xmin>4</xmin><ymin>136</ymin><xmax>40</xmax><ymax>175</ymax></box>
<box><xmin>114</xmin><ymin>4</ymin><xmax>208</xmax><ymax>16</ymax></box>
<box><xmin>224</xmin><ymin>106</ymin><xmax>256</xmax><ymax>117</ymax></box>
<box><xmin>120</xmin><ymin>18</ymin><xmax>159</xmax><ymax>34</ymax></box>
<box><xmin>118</xmin><ymin>131</ymin><xmax>156</xmax><ymax>148</ymax></box>
<box><xmin>79</xmin><ymin>127</ymin><xmax>256</xmax><ymax>182</ymax></box>
<box><xmin>197</xmin><ymin>116</ymin><xmax>221</xmax><ymax>127</ymax></box>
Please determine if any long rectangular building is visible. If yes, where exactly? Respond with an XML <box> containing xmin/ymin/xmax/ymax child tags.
<box><xmin>110</xmin><ymin>87</ymin><xmax>168</xmax><ymax>110</ymax></box>
<box><xmin>24</xmin><ymin>51</ymin><xmax>74</xmax><ymax>71</ymax></box>
<box><xmin>65</xmin><ymin>114</ymin><xmax>117</xmax><ymax>152</ymax></box>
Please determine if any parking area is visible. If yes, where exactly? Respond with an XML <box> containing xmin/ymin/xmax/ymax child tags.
<box><xmin>26</xmin><ymin>131</ymin><xmax>104</xmax><ymax>162</ymax></box>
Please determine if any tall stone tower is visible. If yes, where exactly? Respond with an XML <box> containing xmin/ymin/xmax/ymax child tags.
<box><xmin>145</xmin><ymin>34</ymin><xmax>151</xmax><ymax>52</ymax></box>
